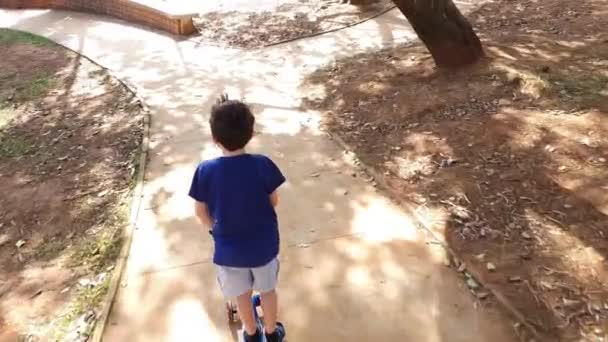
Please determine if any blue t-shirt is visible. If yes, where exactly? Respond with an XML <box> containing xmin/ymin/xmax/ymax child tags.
<box><xmin>189</xmin><ymin>154</ymin><xmax>285</xmax><ymax>268</ymax></box>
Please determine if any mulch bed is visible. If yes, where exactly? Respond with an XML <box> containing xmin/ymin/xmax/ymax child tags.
<box><xmin>194</xmin><ymin>0</ymin><xmax>394</xmax><ymax>48</ymax></box>
<box><xmin>0</xmin><ymin>30</ymin><xmax>144</xmax><ymax>340</ymax></box>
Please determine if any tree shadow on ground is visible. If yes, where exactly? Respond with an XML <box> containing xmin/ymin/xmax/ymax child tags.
<box><xmin>301</xmin><ymin>0</ymin><xmax>608</xmax><ymax>340</ymax></box>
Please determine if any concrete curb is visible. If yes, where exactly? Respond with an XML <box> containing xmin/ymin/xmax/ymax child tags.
<box><xmin>89</xmin><ymin>79</ymin><xmax>151</xmax><ymax>342</ymax></box>
<box><xmin>323</xmin><ymin>130</ymin><xmax>546</xmax><ymax>342</ymax></box>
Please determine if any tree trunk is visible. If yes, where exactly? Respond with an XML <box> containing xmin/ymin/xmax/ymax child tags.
<box><xmin>392</xmin><ymin>0</ymin><xmax>483</xmax><ymax>68</ymax></box>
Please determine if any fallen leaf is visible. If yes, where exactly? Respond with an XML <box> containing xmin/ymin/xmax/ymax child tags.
<box><xmin>29</xmin><ymin>289</ymin><xmax>43</xmax><ymax>299</ymax></box>
<box><xmin>79</xmin><ymin>278</ymin><xmax>92</xmax><ymax>287</ymax></box>
<box><xmin>440</xmin><ymin>158</ymin><xmax>460</xmax><ymax>168</ymax></box>
<box><xmin>539</xmin><ymin>280</ymin><xmax>555</xmax><ymax>290</ymax></box>
<box><xmin>466</xmin><ymin>278</ymin><xmax>479</xmax><ymax>290</ymax></box>
<box><xmin>562</xmin><ymin>298</ymin><xmax>582</xmax><ymax>308</ymax></box>
<box><xmin>476</xmin><ymin>291</ymin><xmax>489</xmax><ymax>299</ymax></box>
<box><xmin>581</xmin><ymin>137</ymin><xmax>598</xmax><ymax>148</ymax></box>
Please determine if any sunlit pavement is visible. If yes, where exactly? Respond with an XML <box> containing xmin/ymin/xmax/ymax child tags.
<box><xmin>1</xmin><ymin>3</ymin><xmax>517</xmax><ymax>341</ymax></box>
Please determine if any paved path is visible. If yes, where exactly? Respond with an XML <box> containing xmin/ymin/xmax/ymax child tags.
<box><xmin>1</xmin><ymin>5</ymin><xmax>517</xmax><ymax>341</ymax></box>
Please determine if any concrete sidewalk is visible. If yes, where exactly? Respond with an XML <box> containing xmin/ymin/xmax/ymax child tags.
<box><xmin>1</xmin><ymin>5</ymin><xmax>516</xmax><ymax>341</ymax></box>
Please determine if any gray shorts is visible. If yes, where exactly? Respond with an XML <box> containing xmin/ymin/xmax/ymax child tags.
<box><xmin>215</xmin><ymin>258</ymin><xmax>280</xmax><ymax>298</ymax></box>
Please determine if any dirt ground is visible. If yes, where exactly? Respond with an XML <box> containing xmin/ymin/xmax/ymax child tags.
<box><xmin>303</xmin><ymin>0</ymin><xmax>608</xmax><ymax>340</ymax></box>
<box><xmin>0</xmin><ymin>30</ymin><xmax>144</xmax><ymax>341</ymax></box>
<box><xmin>194</xmin><ymin>0</ymin><xmax>394</xmax><ymax>48</ymax></box>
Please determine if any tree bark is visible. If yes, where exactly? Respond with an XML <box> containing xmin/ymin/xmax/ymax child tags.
<box><xmin>392</xmin><ymin>0</ymin><xmax>483</xmax><ymax>68</ymax></box>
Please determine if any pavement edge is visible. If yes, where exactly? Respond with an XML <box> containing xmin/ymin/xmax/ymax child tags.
<box><xmin>89</xmin><ymin>78</ymin><xmax>150</xmax><ymax>342</ymax></box>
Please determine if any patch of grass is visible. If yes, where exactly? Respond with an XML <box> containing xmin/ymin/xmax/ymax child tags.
<box><xmin>52</xmin><ymin>202</ymin><xmax>129</xmax><ymax>339</ymax></box>
<box><xmin>0</xmin><ymin>71</ymin><xmax>17</xmax><ymax>84</ymax></box>
<box><xmin>33</xmin><ymin>238</ymin><xmax>66</xmax><ymax>261</ymax></box>
<box><xmin>51</xmin><ymin>276</ymin><xmax>111</xmax><ymax>340</ymax></box>
<box><xmin>0</xmin><ymin>29</ymin><xmax>52</xmax><ymax>46</ymax></box>
<box><xmin>24</xmin><ymin>73</ymin><xmax>53</xmax><ymax>99</ymax></box>
<box><xmin>1</xmin><ymin>72</ymin><xmax>54</xmax><ymax>107</ymax></box>
<box><xmin>70</xmin><ymin>228</ymin><xmax>124</xmax><ymax>272</ymax></box>
<box><xmin>0</xmin><ymin>135</ymin><xmax>30</xmax><ymax>158</ymax></box>
<box><xmin>550</xmin><ymin>73</ymin><xmax>608</xmax><ymax>104</ymax></box>
<box><xmin>127</xmin><ymin>141</ymin><xmax>143</xmax><ymax>190</ymax></box>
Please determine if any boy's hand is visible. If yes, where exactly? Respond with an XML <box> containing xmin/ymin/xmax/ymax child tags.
<box><xmin>194</xmin><ymin>201</ymin><xmax>213</xmax><ymax>229</ymax></box>
<box><xmin>270</xmin><ymin>191</ymin><xmax>279</xmax><ymax>208</ymax></box>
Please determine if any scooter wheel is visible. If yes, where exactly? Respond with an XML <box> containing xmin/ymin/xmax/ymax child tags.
<box><xmin>226</xmin><ymin>301</ymin><xmax>239</xmax><ymax>323</ymax></box>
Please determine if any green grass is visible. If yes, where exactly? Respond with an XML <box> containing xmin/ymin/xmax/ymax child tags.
<box><xmin>0</xmin><ymin>135</ymin><xmax>30</xmax><ymax>158</ymax></box>
<box><xmin>25</xmin><ymin>73</ymin><xmax>53</xmax><ymax>99</ymax></box>
<box><xmin>0</xmin><ymin>72</ymin><xmax>54</xmax><ymax>108</ymax></box>
<box><xmin>51</xmin><ymin>202</ymin><xmax>128</xmax><ymax>339</ymax></box>
<box><xmin>69</xmin><ymin>227</ymin><xmax>124</xmax><ymax>272</ymax></box>
<box><xmin>33</xmin><ymin>239</ymin><xmax>66</xmax><ymax>261</ymax></box>
<box><xmin>69</xmin><ymin>195</ymin><xmax>130</xmax><ymax>270</ymax></box>
<box><xmin>0</xmin><ymin>71</ymin><xmax>17</xmax><ymax>83</ymax></box>
<box><xmin>51</xmin><ymin>276</ymin><xmax>111</xmax><ymax>340</ymax></box>
<box><xmin>0</xmin><ymin>29</ymin><xmax>52</xmax><ymax>46</ymax></box>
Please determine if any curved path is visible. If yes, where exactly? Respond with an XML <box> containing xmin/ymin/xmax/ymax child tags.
<box><xmin>1</xmin><ymin>4</ymin><xmax>517</xmax><ymax>341</ymax></box>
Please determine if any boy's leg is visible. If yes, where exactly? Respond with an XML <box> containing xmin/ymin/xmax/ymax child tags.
<box><xmin>216</xmin><ymin>266</ymin><xmax>258</xmax><ymax>336</ymax></box>
<box><xmin>252</xmin><ymin>258</ymin><xmax>284</xmax><ymax>338</ymax></box>
<box><xmin>236</xmin><ymin>290</ymin><xmax>257</xmax><ymax>336</ymax></box>
<box><xmin>260</xmin><ymin>289</ymin><xmax>278</xmax><ymax>334</ymax></box>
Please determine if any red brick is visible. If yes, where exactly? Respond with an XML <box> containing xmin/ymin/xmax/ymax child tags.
<box><xmin>0</xmin><ymin>0</ymin><xmax>195</xmax><ymax>35</ymax></box>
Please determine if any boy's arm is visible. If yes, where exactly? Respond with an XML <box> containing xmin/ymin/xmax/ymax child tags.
<box><xmin>194</xmin><ymin>201</ymin><xmax>213</xmax><ymax>229</ymax></box>
<box><xmin>269</xmin><ymin>190</ymin><xmax>279</xmax><ymax>208</ymax></box>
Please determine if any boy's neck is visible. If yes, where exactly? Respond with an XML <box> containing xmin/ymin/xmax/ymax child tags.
<box><xmin>222</xmin><ymin>148</ymin><xmax>246</xmax><ymax>157</ymax></box>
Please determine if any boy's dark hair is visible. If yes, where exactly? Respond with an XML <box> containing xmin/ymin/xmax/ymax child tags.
<box><xmin>210</xmin><ymin>94</ymin><xmax>254</xmax><ymax>151</ymax></box>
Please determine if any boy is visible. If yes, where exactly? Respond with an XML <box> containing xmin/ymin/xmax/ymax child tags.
<box><xmin>189</xmin><ymin>95</ymin><xmax>286</xmax><ymax>342</ymax></box>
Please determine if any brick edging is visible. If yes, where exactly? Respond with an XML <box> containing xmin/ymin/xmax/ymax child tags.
<box><xmin>0</xmin><ymin>0</ymin><xmax>196</xmax><ymax>35</ymax></box>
